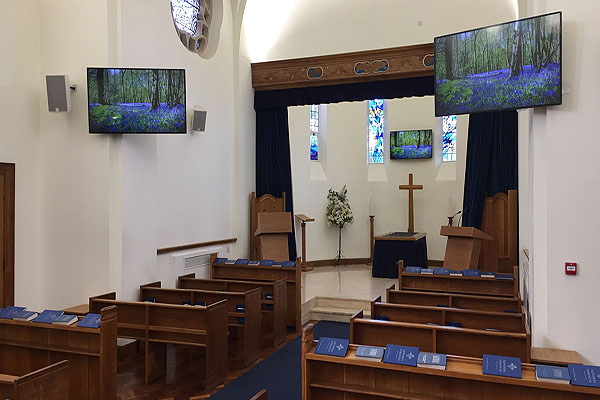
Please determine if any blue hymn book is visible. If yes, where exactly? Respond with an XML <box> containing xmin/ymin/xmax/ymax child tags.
<box><xmin>417</xmin><ymin>352</ymin><xmax>447</xmax><ymax>370</ymax></box>
<box><xmin>77</xmin><ymin>313</ymin><xmax>102</xmax><ymax>329</ymax></box>
<box><xmin>355</xmin><ymin>345</ymin><xmax>385</xmax><ymax>361</ymax></box>
<box><xmin>568</xmin><ymin>364</ymin><xmax>600</xmax><ymax>388</ymax></box>
<box><xmin>433</xmin><ymin>267</ymin><xmax>450</xmax><ymax>275</ymax></box>
<box><xmin>383</xmin><ymin>345</ymin><xmax>420</xmax><ymax>367</ymax></box>
<box><xmin>32</xmin><ymin>310</ymin><xmax>64</xmax><ymax>324</ymax></box>
<box><xmin>483</xmin><ymin>354</ymin><xmax>522</xmax><ymax>378</ymax></box>
<box><xmin>281</xmin><ymin>261</ymin><xmax>296</xmax><ymax>268</ymax></box>
<box><xmin>0</xmin><ymin>306</ymin><xmax>26</xmax><ymax>319</ymax></box>
<box><xmin>535</xmin><ymin>365</ymin><xmax>571</xmax><ymax>384</ymax></box>
<box><xmin>405</xmin><ymin>266</ymin><xmax>422</xmax><ymax>274</ymax></box>
<box><xmin>259</xmin><ymin>260</ymin><xmax>275</xmax><ymax>266</ymax></box>
<box><xmin>234</xmin><ymin>259</ymin><xmax>250</xmax><ymax>265</ymax></box>
<box><xmin>462</xmin><ymin>269</ymin><xmax>481</xmax><ymax>277</ymax></box>
<box><xmin>214</xmin><ymin>258</ymin><xmax>228</xmax><ymax>264</ymax></box>
<box><xmin>314</xmin><ymin>337</ymin><xmax>350</xmax><ymax>357</ymax></box>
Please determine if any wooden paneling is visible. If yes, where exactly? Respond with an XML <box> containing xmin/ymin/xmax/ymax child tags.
<box><xmin>0</xmin><ymin>360</ymin><xmax>69</xmax><ymax>400</ymax></box>
<box><xmin>302</xmin><ymin>324</ymin><xmax>598</xmax><ymax>400</ymax></box>
<box><xmin>0</xmin><ymin>163</ymin><xmax>15</xmax><ymax>308</ymax></box>
<box><xmin>252</xmin><ymin>43</ymin><xmax>434</xmax><ymax>91</ymax></box>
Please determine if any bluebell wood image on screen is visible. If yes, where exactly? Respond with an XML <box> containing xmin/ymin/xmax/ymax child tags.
<box><xmin>87</xmin><ymin>68</ymin><xmax>186</xmax><ymax>133</ymax></box>
<box><xmin>390</xmin><ymin>130</ymin><xmax>432</xmax><ymax>160</ymax></box>
<box><xmin>434</xmin><ymin>12</ymin><xmax>561</xmax><ymax>116</ymax></box>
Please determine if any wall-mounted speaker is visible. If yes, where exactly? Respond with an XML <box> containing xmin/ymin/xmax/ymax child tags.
<box><xmin>192</xmin><ymin>108</ymin><xmax>207</xmax><ymax>132</ymax></box>
<box><xmin>45</xmin><ymin>75</ymin><xmax>71</xmax><ymax>112</ymax></box>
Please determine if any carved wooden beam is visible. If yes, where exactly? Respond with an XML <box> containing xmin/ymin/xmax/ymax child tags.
<box><xmin>251</xmin><ymin>43</ymin><xmax>434</xmax><ymax>91</ymax></box>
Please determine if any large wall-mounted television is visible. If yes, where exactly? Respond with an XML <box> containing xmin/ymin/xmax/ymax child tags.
<box><xmin>434</xmin><ymin>11</ymin><xmax>561</xmax><ymax>117</ymax></box>
<box><xmin>390</xmin><ymin>129</ymin><xmax>433</xmax><ymax>160</ymax></box>
<box><xmin>87</xmin><ymin>68</ymin><xmax>186</xmax><ymax>133</ymax></box>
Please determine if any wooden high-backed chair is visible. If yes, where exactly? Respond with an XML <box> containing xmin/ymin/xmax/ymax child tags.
<box><xmin>250</xmin><ymin>192</ymin><xmax>286</xmax><ymax>260</ymax></box>
<box><xmin>479</xmin><ymin>189</ymin><xmax>518</xmax><ymax>273</ymax></box>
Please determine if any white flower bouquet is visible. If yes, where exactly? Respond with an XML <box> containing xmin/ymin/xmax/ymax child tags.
<box><xmin>325</xmin><ymin>185</ymin><xmax>354</xmax><ymax>229</ymax></box>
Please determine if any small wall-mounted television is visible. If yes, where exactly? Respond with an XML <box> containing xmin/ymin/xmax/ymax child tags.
<box><xmin>434</xmin><ymin>11</ymin><xmax>561</xmax><ymax>116</ymax></box>
<box><xmin>87</xmin><ymin>68</ymin><xmax>186</xmax><ymax>133</ymax></box>
<box><xmin>390</xmin><ymin>130</ymin><xmax>432</xmax><ymax>160</ymax></box>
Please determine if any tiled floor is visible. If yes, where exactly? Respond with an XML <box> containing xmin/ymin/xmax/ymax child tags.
<box><xmin>301</xmin><ymin>264</ymin><xmax>396</xmax><ymax>304</ymax></box>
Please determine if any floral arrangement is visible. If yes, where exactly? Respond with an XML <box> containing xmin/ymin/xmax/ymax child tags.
<box><xmin>325</xmin><ymin>185</ymin><xmax>354</xmax><ymax>229</ymax></box>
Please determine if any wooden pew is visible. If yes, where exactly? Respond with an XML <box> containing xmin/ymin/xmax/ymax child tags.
<box><xmin>351</xmin><ymin>310</ymin><xmax>531</xmax><ymax>362</ymax></box>
<box><xmin>302</xmin><ymin>324</ymin><xmax>600</xmax><ymax>400</ymax></box>
<box><xmin>140</xmin><ymin>281</ymin><xmax>261</xmax><ymax>367</ymax></box>
<box><xmin>249</xmin><ymin>389</ymin><xmax>268</xmax><ymax>400</ymax></box>
<box><xmin>0</xmin><ymin>360</ymin><xmax>69</xmax><ymax>400</ymax></box>
<box><xmin>386</xmin><ymin>285</ymin><xmax>523</xmax><ymax>313</ymax></box>
<box><xmin>398</xmin><ymin>263</ymin><xmax>519</xmax><ymax>298</ymax></box>
<box><xmin>372</xmin><ymin>296</ymin><xmax>526</xmax><ymax>333</ymax></box>
<box><xmin>177</xmin><ymin>273</ymin><xmax>287</xmax><ymax>347</ymax></box>
<box><xmin>89</xmin><ymin>293</ymin><xmax>228</xmax><ymax>391</ymax></box>
<box><xmin>0</xmin><ymin>306</ymin><xmax>117</xmax><ymax>400</ymax></box>
<box><xmin>209</xmin><ymin>253</ymin><xmax>301</xmax><ymax>331</ymax></box>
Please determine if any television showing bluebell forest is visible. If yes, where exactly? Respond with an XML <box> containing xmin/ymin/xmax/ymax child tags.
<box><xmin>87</xmin><ymin>68</ymin><xmax>186</xmax><ymax>133</ymax></box>
<box><xmin>390</xmin><ymin>130</ymin><xmax>432</xmax><ymax>160</ymax></box>
<box><xmin>435</xmin><ymin>12</ymin><xmax>561</xmax><ymax>116</ymax></box>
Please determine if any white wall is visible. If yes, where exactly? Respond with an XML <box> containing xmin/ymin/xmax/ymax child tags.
<box><xmin>289</xmin><ymin>99</ymin><xmax>468</xmax><ymax>262</ymax></box>
<box><xmin>0</xmin><ymin>1</ymin><xmax>42</xmax><ymax>310</ymax></box>
<box><xmin>526</xmin><ymin>1</ymin><xmax>600</xmax><ymax>364</ymax></box>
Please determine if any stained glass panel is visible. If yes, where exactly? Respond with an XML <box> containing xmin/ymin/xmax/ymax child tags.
<box><xmin>442</xmin><ymin>115</ymin><xmax>457</xmax><ymax>162</ymax></box>
<box><xmin>171</xmin><ymin>0</ymin><xmax>200</xmax><ymax>36</ymax></box>
<box><xmin>310</xmin><ymin>104</ymin><xmax>319</xmax><ymax>133</ymax></box>
<box><xmin>368</xmin><ymin>99</ymin><xmax>384</xmax><ymax>164</ymax></box>
<box><xmin>310</xmin><ymin>133</ymin><xmax>319</xmax><ymax>161</ymax></box>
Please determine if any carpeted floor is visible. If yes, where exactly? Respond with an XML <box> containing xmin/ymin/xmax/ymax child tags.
<box><xmin>209</xmin><ymin>321</ymin><xmax>349</xmax><ymax>399</ymax></box>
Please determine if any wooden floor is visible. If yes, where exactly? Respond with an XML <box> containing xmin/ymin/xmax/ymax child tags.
<box><xmin>117</xmin><ymin>328</ymin><xmax>302</xmax><ymax>400</ymax></box>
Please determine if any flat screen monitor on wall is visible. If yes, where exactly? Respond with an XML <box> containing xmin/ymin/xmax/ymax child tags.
<box><xmin>390</xmin><ymin>130</ymin><xmax>433</xmax><ymax>160</ymax></box>
<box><xmin>87</xmin><ymin>68</ymin><xmax>186</xmax><ymax>134</ymax></box>
<box><xmin>434</xmin><ymin>11</ymin><xmax>561</xmax><ymax>117</ymax></box>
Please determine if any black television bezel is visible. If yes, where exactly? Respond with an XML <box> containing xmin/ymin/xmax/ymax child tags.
<box><xmin>433</xmin><ymin>11</ymin><xmax>562</xmax><ymax>117</ymax></box>
<box><xmin>389</xmin><ymin>129</ymin><xmax>433</xmax><ymax>160</ymax></box>
<box><xmin>86</xmin><ymin>67</ymin><xmax>187</xmax><ymax>134</ymax></box>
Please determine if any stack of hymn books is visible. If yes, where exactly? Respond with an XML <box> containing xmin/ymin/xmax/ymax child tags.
<box><xmin>224</xmin><ymin>259</ymin><xmax>236</xmax><ymax>265</ymax></box>
<box><xmin>32</xmin><ymin>310</ymin><xmax>65</xmax><ymax>324</ymax></box>
<box><xmin>405</xmin><ymin>266</ymin><xmax>421</xmax><ymax>274</ymax></box>
<box><xmin>52</xmin><ymin>314</ymin><xmax>79</xmax><ymax>326</ymax></box>
<box><xmin>314</xmin><ymin>337</ymin><xmax>349</xmax><ymax>357</ymax></box>
<box><xmin>535</xmin><ymin>365</ymin><xmax>571</xmax><ymax>384</ymax></box>
<box><xmin>433</xmin><ymin>267</ymin><xmax>450</xmax><ymax>275</ymax></box>
<box><xmin>496</xmin><ymin>274</ymin><xmax>514</xmax><ymax>280</ymax></box>
<box><xmin>0</xmin><ymin>306</ymin><xmax>26</xmax><ymax>319</ymax></box>
<box><xmin>13</xmin><ymin>310</ymin><xmax>39</xmax><ymax>321</ymax></box>
<box><xmin>234</xmin><ymin>259</ymin><xmax>250</xmax><ymax>265</ymax></box>
<box><xmin>281</xmin><ymin>260</ymin><xmax>296</xmax><ymax>268</ymax></box>
<box><xmin>417</xmin><ymin>352</ymin><xmax>447</xmax><ymax>370</ymax></box>
<box><xmin>482</xmin><ymin>354</ymin><xmax>522</xmax><ymax>379</ymax></box>
<box><xmin>355</xmin><ymin>345</ymin><xmax>385</xmax><ymax>361</ymax></box>
<box><xmin>214</xmin><ymin>258</ymin><xmax>228</xmax><ymax>264</ymax></box>
<box><xmin>259</xmin><ymin>260</ymin><xmax>274</xmax><ymax>266</ymax></box>
<box><xmin>420</xmin><ymin>268</ymin><xmax>434</xmax><ymax>275</ymax></box>
<box><xmin>383</xmin><ymin>345</ymin><xmax>419</xmax><ymax>366</ymax></box>
<box><xmin>481</xmin><ymin>271</ymin><xmax>496</xmax><ymax>278</ymax></box>
<box><xmin>248</xmin><ymin>260</ymin><xmax>260</xmax><ymax>265</ymax></box>
<box><xmin>77</xmin><ymin>313</ymin><xmax>101</xmax><ymax>329</ymax></box>
<box><xmin>449</xmin><ymin>270</ymin><xmax>463</xmax><ymax>276</ymax></box>
<box><xmin>568</xmin><ymin>364</ymin><xmax>600</xmax><ymax>388</ymax></box>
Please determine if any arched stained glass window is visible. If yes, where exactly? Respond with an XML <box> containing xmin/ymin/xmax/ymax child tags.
<box><xmin>368</xmin><ymin>99</ymin><xmax>384</xmax><ymax>164</ymax></box>
<box><xmin>171</xmin><ymin>0</ymin><xmax>212</xmax><ymax>55</ymax></box>
<box><xmin>442</xmin><ymin>115</ymin><xmax>457</xmax><ymax>162</ymax></box>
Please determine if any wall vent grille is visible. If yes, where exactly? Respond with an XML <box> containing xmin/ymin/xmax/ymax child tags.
<box><xmin>184</xmin><ymin>254</ymin><xmax>210</xmax><ymax>270</ymax></box>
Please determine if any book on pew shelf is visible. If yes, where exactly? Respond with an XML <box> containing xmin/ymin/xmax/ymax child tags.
<box><xmin>143</xmin><ymin>298</ymin><xmax>156</xmax><ymax>303</ymax></box>
<box><xmin>235</xmin><ymin>304</ymin><xmax>245</xmax><ymax>313</ymax></box>
<box><xmin>237</xmin><ymin>317</ymin><xmax>245</xmax><ymax>324</ymax></box>
<box><xmin>0</xmin><ymin>306</ymin><xmax>27</xmax><ymax>319</ymax></box>
<box><xmin>504</xmin><ymin>310</ymin><xmax>518</xmax><ymax>314</ymax></box>
<box><xmin>420</xmin><ymin>268</ymin><xmax>434</xmax><ymax>275</ymax></box>
<box><xmin>496</xmin><ymin>274</ymin><xmax>514</xmax><ymax>280</ymax></box>
<box><xmin>568</xmin><ymin>364</ymin><xmax>600</xmax><ymax>388</ymax></box>
<box><xmin>248</xmin><ymin>260</ymin><xmax>260</xmax><ymax>265</ymax></box>
<box><xmin>449</xmin><ymin>270</ymin><xmax>463</xmax><ymax>276</ymax></box>
<box><xmin>234</xmin><ymin>259</ymin><xmax>250</xmax><ymax>265</ymax></box>
<box><xmin>314</xmin><ymin>337</ymin><xmax>350</xmax><ymax>357</ymax></box>
<box><xmin>462</xmin><ymin>269</ymin><xmax>481</xmax><ymax>277</ymax></box>
<box><xmin>383</xmin><ymin>345</ymin><xmax>419</xmax><ymax>367</ymax></box>
<box><xmin>32</xmin><ymin>310</ymin><xmax>64</xmax><ymax>324</ymax></box>
<box><xmin>77</xmin><ymin>313</ymin><xmax>101</xmax><ymax>329</ymax></box>
<box><xmin>271</xmin><ymin>261</ymin><xmax>283</xmax><ymax>267</ymax></box>
<box><xmin>436</xmin><ymin>304</ymin><xmax>450</xmax><ymax>308</ymax></box>
<box><xmin>374</xmin><ymin>316</ymin><xmax>389</xmax><ymax>321</ymax></box>
<box><xmin>13</xmin><ymin>310</ymin><xmax>39</xmax><ymax>321</ymax></box>
<box><xmin>182</xmin><ymin>300</ymin><xmax>192</xmax><ymax>306</ymax></box>
<box><xmin>265</xmin><ymin>293</ymin><xmax>274</xmax><ymax>300</ymax></box>
<box><xmin>355</xmin><ymin>345</ymin><xmax>385</xmax><ymax>361</ymax></box>
<box><xmin>485</xmin><ymin>328</ymin><xmax>501</xmax><ymax>332</ymax></box>
<box><xmin>405</xmin><ymin>266</ymin><xmax>421</xmax><ymax>274</ymax></box>
<box><xmin>52</xmin><ymin>314</ymin><xmax>79</xmax><ymax>326</ymax></box>
<box><xmin>446</xmin><ymin>322</ymin><xmax>462</xmax><ymax>328</ymax></box>
<box><xmin>481</xmin><ymin>271</ymin><xmax>496</xmax><ymax>278</ymax></box>
<box><xmin>433</xmin><ymin>267</ymin><xmax>450</xmax><ymax>275</ymax></box>
<box><xmin>224</xmin><ymin>259</ymin><xmax>236</xmax><ymax>265</ymax></box>
<box><xmin>427</xmin><ymin>322</ymin><xmax>442</xmax><ymax>326</ymax></box>
<box><xmin>214</xmin><ymin>258</ymin><xmax>228</xmax><ymax>264</ymax></box>
<box><xmin>259</xmin><ymin>259</ymin><xmax>275</xmax><ymax>266</ymax></box>
<box><xmin>535</xmin><ymin>365</ymin><xmax>571</xmax><ymax>384</ymax></box>
<box><xmin>195</xmin><ymin>301</ymin><xmax>207</xmax><ymax>306</ymax></box>
<box><xmin>483</xmin><ymin>354</ymin><xmax>522</xmax><ymax>379</ymax></box>
<box><xmin>282</xmin><ymin>260</ymin><xmax>296</xmax><ymax>268</ymax></box>
<box><xmin>417</xmin><ymin>352</ymin><xmax>447</xmax><ymax>370</ymax></box>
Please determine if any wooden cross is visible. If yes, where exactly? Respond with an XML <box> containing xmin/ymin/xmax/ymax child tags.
<box><xmin>398</xmin><ymin>173</ymin><xmax>423</xmax><ymax>233</ymax></box>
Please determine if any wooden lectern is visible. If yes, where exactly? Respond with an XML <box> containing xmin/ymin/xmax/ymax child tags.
<box><xmin>255</xmin><ymin>212</ymin><xmax>292</xmax><ymax>261</ymax></box>
<box><xmin>440</xmin><ymin>226</ymin><xmax>493</xmax><ymax>269</ymax></box>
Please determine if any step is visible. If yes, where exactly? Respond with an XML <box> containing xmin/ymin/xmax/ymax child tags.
<box><xmin>307</xmin><ymin>297</ymin><xmax>371</xmax><ymax>323</ymax></box>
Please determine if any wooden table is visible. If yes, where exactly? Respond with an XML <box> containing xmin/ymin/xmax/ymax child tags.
<box><xmin>531</xmin><ymin>347</ymin><xmax>583</xmax><ymax>366</ymax></box>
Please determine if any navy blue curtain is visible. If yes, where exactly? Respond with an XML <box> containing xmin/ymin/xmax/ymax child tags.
<box><xmin>462</xmin><ymin>110</ymin><xmax>518</xmax><ymax>229</ymax></box>
<box><xmin>256</xmin><ymin>107</ymin><xmax>298</xmax><ymax>260</ymax></box>
<box><xmin>255</xmin><ymin>76</ymin><xmax>435</xmax><ymax>260</ymax></box>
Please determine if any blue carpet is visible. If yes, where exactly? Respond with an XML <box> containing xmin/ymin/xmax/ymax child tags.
<box><xmin>209</xmin><ymin>321</ymin><xmax>349</xmax><ymax>399</ymax></box>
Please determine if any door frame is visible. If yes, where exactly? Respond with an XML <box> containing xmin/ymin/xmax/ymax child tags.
<box><xmin>0</xmin><ymin>163</ymin><xmax>15</xmax><ymax>307</ymax></box>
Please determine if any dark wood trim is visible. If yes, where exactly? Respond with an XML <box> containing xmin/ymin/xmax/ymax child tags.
<box><xmin>303</xmin><ymin>257</ymin><xmax>372</xmax><ymax>269</ymax></box>
<box><xmin>0</xmin><ymin>163</ymin><xmax>15</xmax><ymax>308</ymax></box>
<box><xmin>428</xmin><ymin>259</ymin><xmax>444</xmax><ymax>267</ymax></box>
<box><xmin>252</xmin><ymin>43</ymin><xmax>434</xmax><ymax>91</ymax></box>
<box><xmin>156</xmin><ymin>238</ymin><xmax>237</xmax><ymax>255</ymax></box>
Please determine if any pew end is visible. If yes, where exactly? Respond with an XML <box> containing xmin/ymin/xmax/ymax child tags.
<box><xmin>177</xmin><ymin>272</ymin><xmax>196</xmax><ymax>288</ymax></box>
<box><xmin>385</xmin><ymin>283</ymin><xmax>396</xmax><ymax>302</ymax></box>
